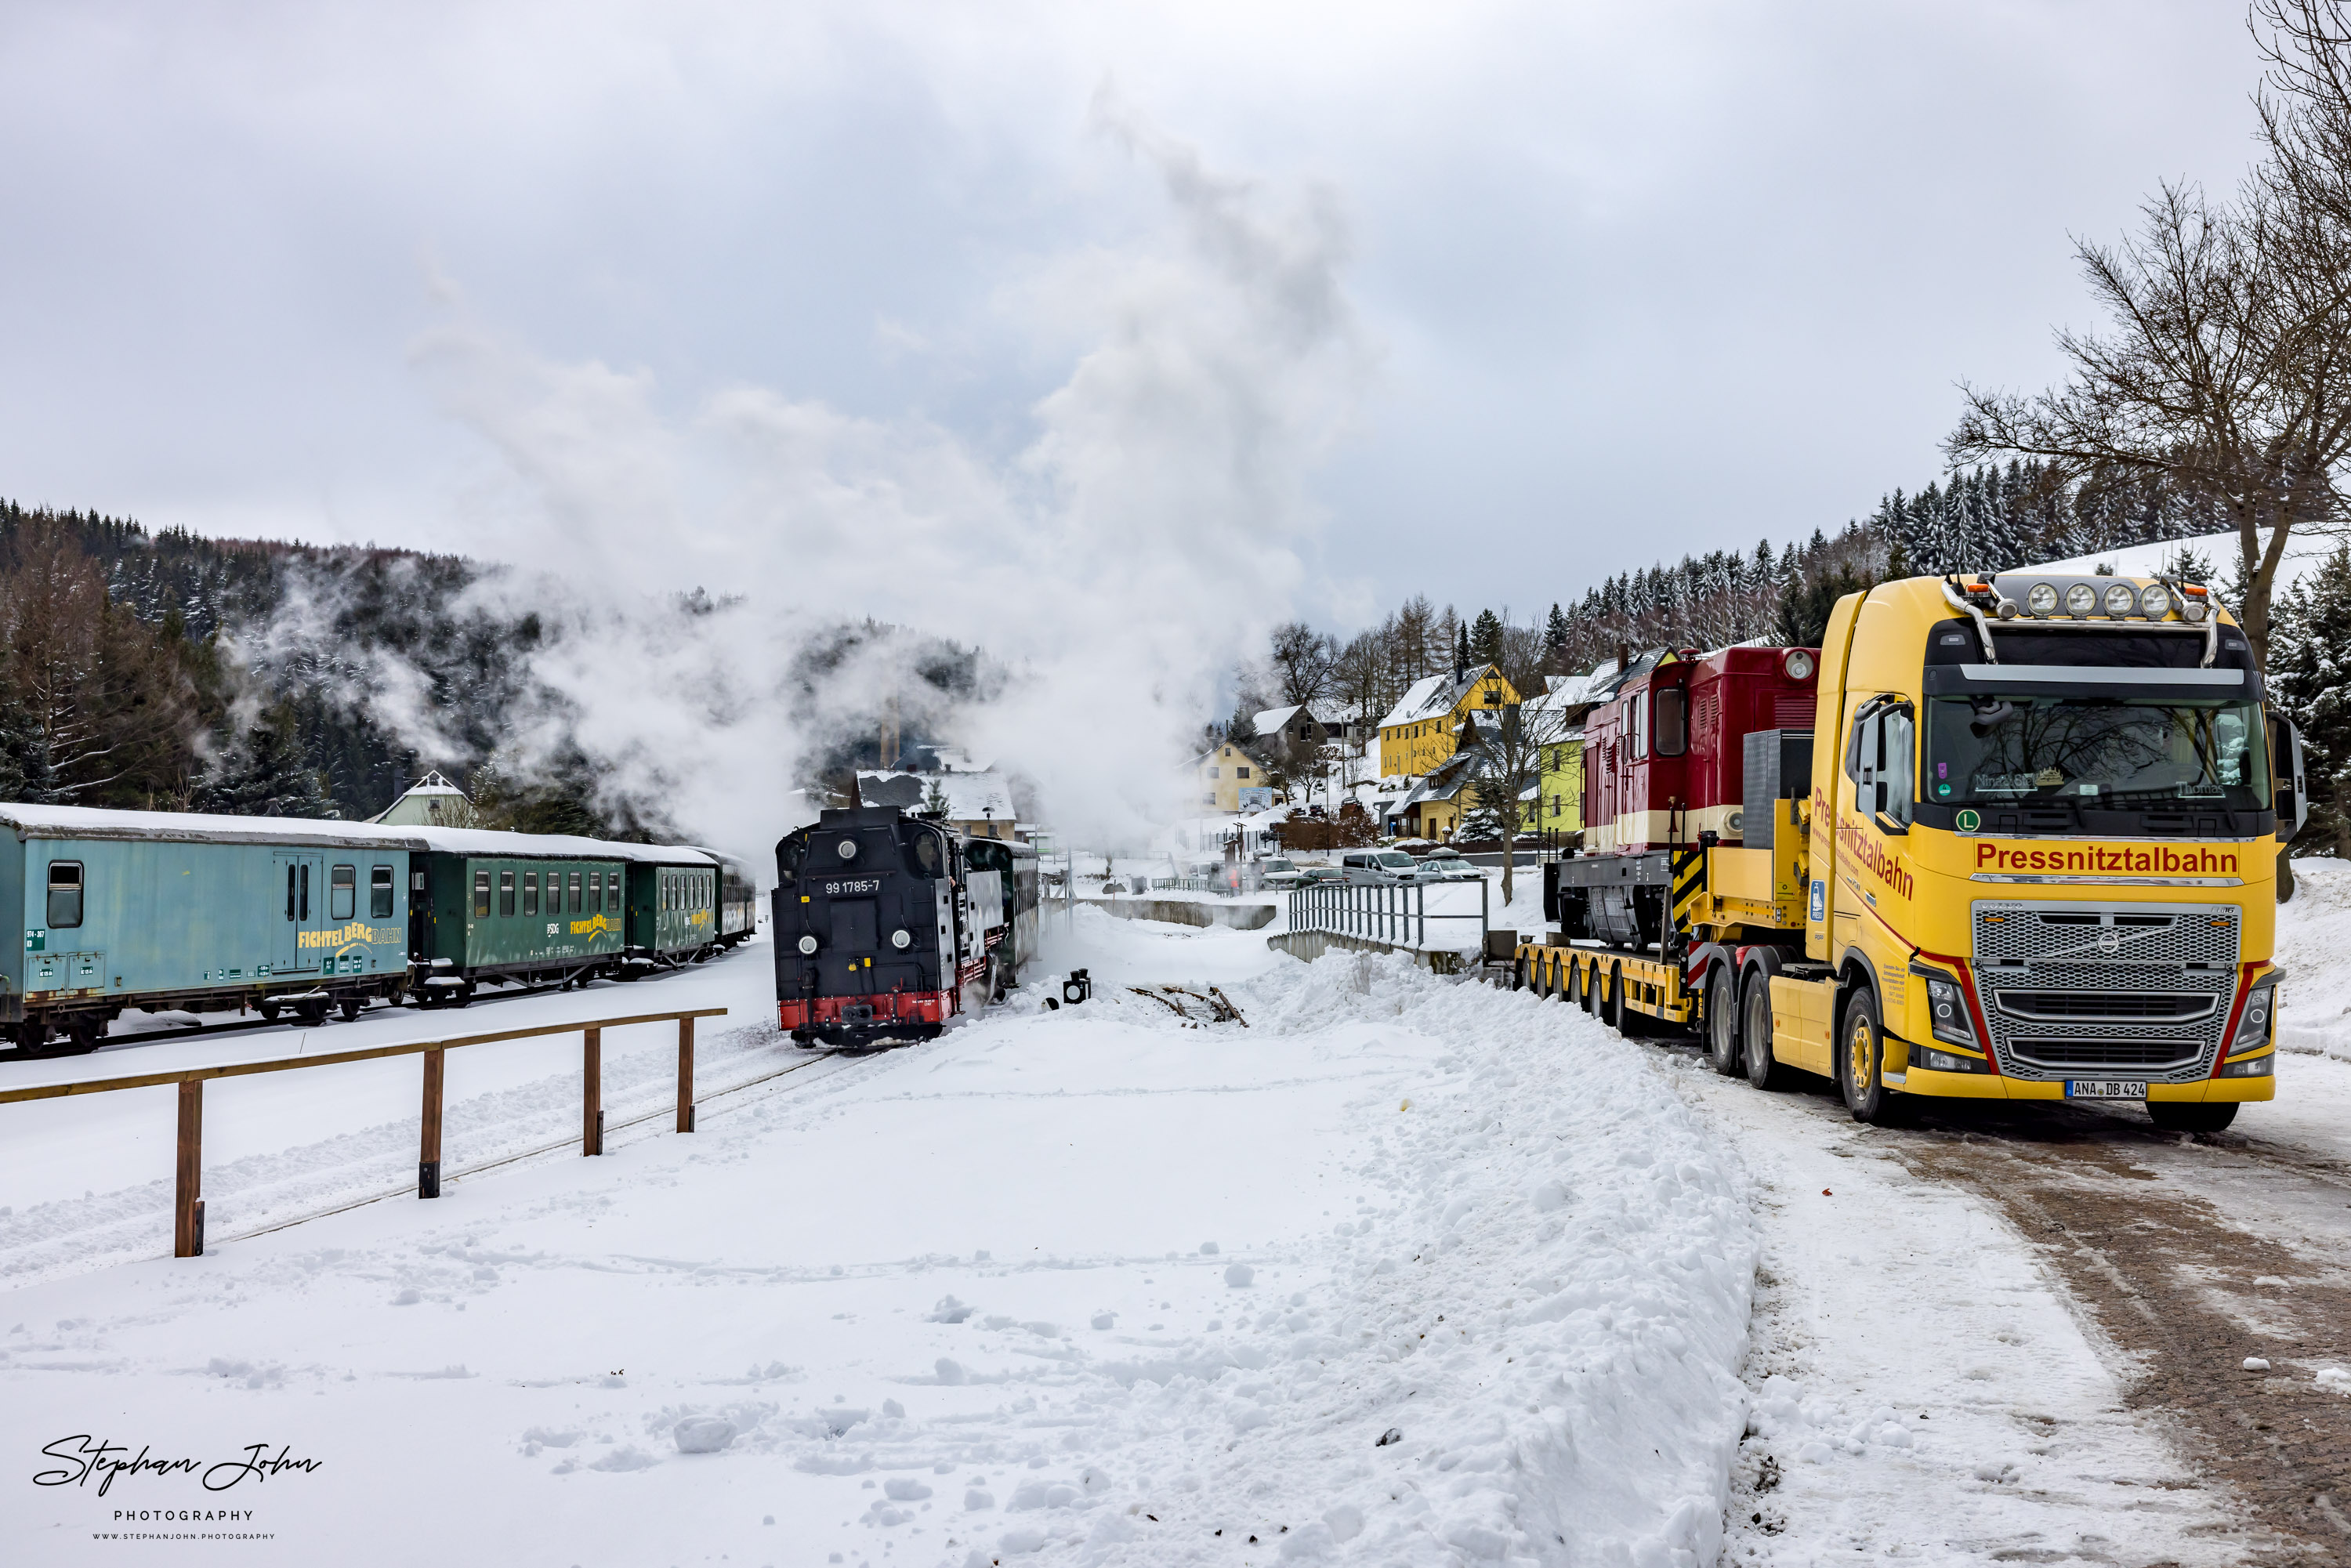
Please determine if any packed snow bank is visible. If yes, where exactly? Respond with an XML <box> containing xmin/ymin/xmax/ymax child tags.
<box><xmin>2275</xmin><ymin>859</ymin><xmax>2351</xmax><ymax>1061</ymax></box>
<box><xmin>0</xmin><ymin>929</ymin><xmax>1755</xmax><ymax>1568</ymax></box>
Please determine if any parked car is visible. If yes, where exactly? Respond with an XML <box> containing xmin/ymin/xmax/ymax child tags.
<box><xmin>1297</xmin><ymin>865</ymin><xmax>1346</xmax><ymax>885</ymax></box>
<box><xmin>1341</xmin><ymin>849</ymin><xmax>1431</xmax><ymax>885</ymax></box>
<box><xmin>1418</xmin><ymin>847</ymin><xmax>1486</xmax><ymax>882</ymax></box>
<box><xmin>1259</xmin><ymin>856</ymin><xmax>1306</xmax><ymax>890</ymax></box>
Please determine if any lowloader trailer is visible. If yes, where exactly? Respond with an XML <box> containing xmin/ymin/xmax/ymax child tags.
<box><xmin>1522</xmin><ymin>572</ymin><xmax>2306</xmax><ymax>1132</ymax></box>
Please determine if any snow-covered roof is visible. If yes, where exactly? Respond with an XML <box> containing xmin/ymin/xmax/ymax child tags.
<box><xmin>857</xmin><ymin>770</ymin><xmax>1016</xmax><ymax>823</ymax></box>
<box><xmin>0</xmin><ymin>803</ymin><xmax>714</xmax><ymax>865</ymax></box>
<box><xmin>0</xmin><ymin>803</ymin><xmax>419</xmax><ymax>851</ymax></box>
<box><xmin>1252</xmin><ymin>704</ymin><xmax>1312</xmax><ymax>736</ymax></box>
<box><xmin>393</xmin><ymin>827</ymin><xmax>715</xmax><ymax>866</ymax></box>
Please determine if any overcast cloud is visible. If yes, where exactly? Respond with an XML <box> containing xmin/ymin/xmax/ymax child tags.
<box><xmin>0</xmin><ymin>0</ymin><xmax>2263</xmax><ymax>630</ymax></box>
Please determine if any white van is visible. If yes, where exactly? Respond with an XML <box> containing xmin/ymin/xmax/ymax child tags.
<box><xmin>1340</xmin><ymin>849</ymin><xmax>1428</xmax><ymax>885</ymax></box>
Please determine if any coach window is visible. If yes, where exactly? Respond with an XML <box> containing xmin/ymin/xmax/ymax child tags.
<box><xmin>1652</xmin><ymin>688</ymin><xmax>1686</xmax><ymax>758</ymax></box>
<box><xmin>46</xmin><ymin>861</ymin><xmax>82</xmax><ymax>929</ymax></box>
<box><xmin>371</xmin><ymin>865</ymin><xmax>396</xmax><ymax>918</ymax></box>
<box><xmin>331</xmin><ymin>864</ymin><xmax>357</xmax><ymax>921</ymax></box>
<box><xmin>591</xmin><ymin>871</ymin><xmax>606</xmax><ymax>913</ymax></box>
<box><xmin>473</xmin><ymin>869</ymin><xmax>491</xmax><ymax>917</ymax></box>
<box><xmin>499</xmin><ymin>870</ymin><xmax>516</xmax><ymax>918</ymax></box>
<box><xmin>569</xmin><ymin>871</ymin><xmax>583</xmax><ymax>913</ymax></box>
<box><xmin>523</xmin><ymin>871</ymin><xmax>539</xmax><ymax>916</ymax></box>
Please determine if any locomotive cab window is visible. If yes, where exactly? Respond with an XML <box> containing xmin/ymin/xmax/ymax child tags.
<box><xmin>371</xmin><ymin>865</ymin><xmax>395</xmax><ymax>918</ymax></box>
<box><xmin>330</xmin><ymin>864</ymin><xmax>357</xmax><ymax>921</ymax></box>
<box><xmin>498</xmin><ymin>871</ymin><xmax>516</xmax><ymax>918</ymax></box>
<box><xmin>473</xmin><ymin>870</ymin><xmax>491</xmax><ymax>917</ymax></box>
<box><xmin>523</xmin><ymin>871</ymin><xmax>539</xmax><ymax>916</ymax></box>
<box><xmin>1652</xmin><ymin>688</ymin><xmax>1686</xmax><ymax>758</ymax></box>
<box><xmin>45</xmin><ymin>861</ymin><xmax>82</xmax><ymax>929</ymax></box>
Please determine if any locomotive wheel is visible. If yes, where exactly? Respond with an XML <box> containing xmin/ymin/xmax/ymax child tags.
<box><xmin>1706</xmin><ymin>967</ymin><xmax>1741</xmax><ymax>1077</ymax></box>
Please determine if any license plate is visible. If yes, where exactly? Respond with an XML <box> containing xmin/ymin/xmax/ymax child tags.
<box><xmin>2066</xmin><ymin>1079</ymin><xmax>2147</xmax><ymax>1100</ymax></box>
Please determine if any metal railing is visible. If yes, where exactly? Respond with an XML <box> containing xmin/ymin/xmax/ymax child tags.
<box><xmin>0</xmin><ymin>1006</ymin><xmax>728</xmax><ymax>1258</ymax></box>
<box><xmin>1288</xmin><ymin>878</ymin><xmax>1488</xmax><ymax>954</ymax></box>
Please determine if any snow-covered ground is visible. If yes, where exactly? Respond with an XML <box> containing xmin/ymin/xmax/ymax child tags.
<box><xmin>2</xmin><ymin>911</ymin><xmax>1761</xmax><ymax>1567</ymax></box>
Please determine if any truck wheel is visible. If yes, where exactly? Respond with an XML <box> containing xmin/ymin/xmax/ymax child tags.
<box><xmin>1838</xmin><ymin>990</ymin><xmax>1900</xmax><ymax>1124</ymax></box>
<box><xmin>1743</xmin><ymin>977</ymin><xmax>1788</xmax><ymax>1090</ymax></box>
<box><xmin>2148</xmin><ymin>1102</ymin><xmax>2239</xmax><ymax>1134</ymax></box>
<box><xmin>1706</xmin><ymin>967</ymin><xmax>1741</xmax><ymax>1077</ymax></box>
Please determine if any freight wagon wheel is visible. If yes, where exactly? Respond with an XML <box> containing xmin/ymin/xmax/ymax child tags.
<box><xmin>2147</xmin><ymin>1102</ymin><xmax>2239</xmax><ymax>1134</ymax></box>
<box><xmin>338</xmin><ymin>997</ymin><xmax>362</xmax><ymax>1023</ymax></box>
<box><xmin>296</xmin><ymin>999</ymin><xmax>330</xmax><ymax>1027</ymax></box>
<box><xmin>1705</xmin><ymin>968</ymin><xmax>1741</xmax><ymax>1077</ymax></box>
<box><xmin>256</xmin><ymin>999</ymin><xmax>281</xmax><ymax>1022</ymax></box>
<box><xmin>1837</xmin><ymin>990</ymin><xmax>1901</xmax><ymax>1125</ymax></box>
<box><xmin>60</xmin><ymin>1016</ymin><xmax>104</xmax><ymax>1056</ymax></box>
<box><xmin>1742</xmin><ymin>980</ymin><xmax>1788</xmax><ymax>1090</ymax></box>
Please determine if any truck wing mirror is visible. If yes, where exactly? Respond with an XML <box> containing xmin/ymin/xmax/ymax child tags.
<box><xmin>2275</xmin><ymin>715</ymin><xmax>2309</xmax><ymax>842</ymax></box>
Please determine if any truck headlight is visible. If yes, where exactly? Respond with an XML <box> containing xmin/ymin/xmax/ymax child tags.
<box><xmin>2231</xmin><ymin>979</ymin><xmax>2280</xmax><ymax>1055</ymax></box>
<box><xmin>2103</xmin><ymin>582</ymin><xmax>2136</xmax><ymax>616</ymax></box>
<box><xmin>2220</xmin><ymin>1052</ymin><xmax>2273</xmax><ymax>1077</ymax></box>
<box><xmin>1915</xmin><ymin>1045</ymin><xmax>1990</xmax><ymax>1075</ymax></box>
<box><xmin>2027</xmin><ymin>582</ymin><xmax>2059</xmax><ymax>614</ymax></box>
<box><xmin>797</xmin><ymin>934</ymin><xmax>819</xmax><ymax>955</ymax></box>
<box><xmin>2065</xmin><ymin>583</ymin><xmax>2097</xmax><ymax>615</ymax></box>
<box><xmin>1911</xmin><ymin>962</ymin><xmax>1978</xmax><ymax>1050</ymax></box>
<box><xmin>2139</xmin><ymin>583</ymin><xmax>2173</xmax><ymax>617</ymax></box>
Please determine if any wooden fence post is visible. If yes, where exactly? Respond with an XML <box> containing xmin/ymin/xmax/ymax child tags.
<box><xmin>173</xmin><ymin>1079</ymin><xmax>204</xmax><ymax>1258</ymax></box>
<box><xmin>676</xmin><ymin>1016</ymin><xmax>696</xmax><ymax>1133</ymax></box>
<box><xmin>419</xmin><ymin>1048</ymin><xmax>444</xmax><ymax>1198</ymax></box>
<box><xmin>582</xmin><ymin>1027</ymin><xmax>602</xmax><ymax>1156</ymax></box>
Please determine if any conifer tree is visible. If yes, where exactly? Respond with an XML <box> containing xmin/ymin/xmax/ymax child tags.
<box><xmin>2268</xmin><ymin>545</ymin><xmax>2351</xmax><ymax>857</ymax></box>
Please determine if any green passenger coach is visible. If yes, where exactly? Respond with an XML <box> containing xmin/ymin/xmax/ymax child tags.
<box><xmin>0</xmin><ymin>804</ymin><xmax>421</xmax><ymax>1052</ymax></box>
<box><xmin>406</xmin><ymin>828</ymin><xmax>723</xmax><ymax>1004</ymax></box>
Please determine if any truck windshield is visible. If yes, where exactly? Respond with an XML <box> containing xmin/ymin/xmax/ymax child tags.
<box><xmin>1926</xmin><ymin>696</ymin><xmax>2269</xmax><ymax>810</ymax></box>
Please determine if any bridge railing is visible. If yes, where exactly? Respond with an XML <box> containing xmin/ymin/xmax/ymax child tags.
<box><xmin>1286</xmin><ymin>879</ymin><xmax>1488</xmax><ymax>955</ymax></box>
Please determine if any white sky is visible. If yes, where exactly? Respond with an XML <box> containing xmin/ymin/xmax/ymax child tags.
<box><xmin>0</xmin><ymin>0</ymin><xmax>2265</xmax><ymax>632</ymax></box>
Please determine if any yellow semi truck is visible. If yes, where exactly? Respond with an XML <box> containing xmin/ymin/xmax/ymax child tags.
<box><xmin>1520</xmin><ymin>571</ymin><xmax>2303</xmax><ymax>1132</ymax></box>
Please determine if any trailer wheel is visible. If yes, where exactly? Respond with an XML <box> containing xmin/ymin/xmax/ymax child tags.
<box><xmin>1608</xmin><ymin>965</ymin><xmax>1650</xmax><ymax>1038</ymax></box>
<box><xmin>1705</xmin><ymin>967</ymin><xmax>1741</xmax><ymax>1077</ymax></box>
<box><xmin>2147</xmin><ymin>1102</ymin><xmax>2238</xmax><ymax>1134</ymax></box>
<box><xmin>1837</xmin><ymin>989</ymin><xmax>1901</xmax><ymax>1124</ymax></box>
<box><xmin>1578</xmin><ymin>958</ymin><xmax>1596</xmax><ymax>1015</ymax></box>
<box><xmin>1743</xmin><ymin>976</ymin><xmax>1789</xmax><ymax>1091</ymax></box>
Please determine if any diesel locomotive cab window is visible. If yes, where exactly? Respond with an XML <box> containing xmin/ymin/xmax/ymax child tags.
<box><xmin>46</xmin><ymin>861</ymin><xmax>82</xmax><ymax>929</ymax></box>
<box><xmin>1927</xmin><ymin>696</ymin><xmax>2269</xmax><ymax>812</ymax></box>
<box><xmin>473</xmin><ymin>870</ymin><xmax>491</xmax><ymax>916</ymax></box>
<box><xmin>371</xmin><ymin>865</ymin><xmax>395</xmax><ymax>918</ymax></box>
<box><xmin>1651</xmin><ymin>688</ymin><xmax>1686</xmax><ymax>757</ymax></box>
<box><xmin>331</xmin><ymin>864</ymin><xmax>357</xmax><ymax>921</ymax></box>
<box><xmin>498</xmin><ymin>871</ymin><xmax>516</xmax><ymax>918</ymax></box>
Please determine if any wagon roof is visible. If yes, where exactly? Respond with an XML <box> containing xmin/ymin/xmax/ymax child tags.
<box><xmin>0</xmin><ymin>802</ymin><xmax>429</xmax><ymax>849</ymax></box>
<box><xmin>400</xmin><ymin>827</ymin><xmax>717</xmax><ymax>866</ymax></box>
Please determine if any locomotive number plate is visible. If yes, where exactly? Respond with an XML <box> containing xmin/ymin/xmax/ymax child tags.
<box><xmin>2065</xmin><ymin>1080</ymin><xmax>2147</xmax><ymax>1100</ymax></box>
<box><xmin>821</xmin><ymin>878</ymin><xmax>883</xmax><ymax>896</ymax></box>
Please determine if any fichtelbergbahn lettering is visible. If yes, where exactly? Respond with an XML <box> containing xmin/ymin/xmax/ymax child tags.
<box><xmin>770</xmin><ymin>806</ymin><xmax>1039</xmax><ymax>1048</ymax></box>
<box><xmin>1526</xmin><ymin>571</ymin><xmax>2303</xmax><ymax>1135</ymax></box>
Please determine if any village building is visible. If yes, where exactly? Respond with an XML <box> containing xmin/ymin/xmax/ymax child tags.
<box><xmin>1184</xmin><ymin>741</ymin><xmax>1265</xmax><ymax>814</ymax></box>
<box><xmin>855</xmin><ymin>767</ymin><xmax>1023</xmax><ymax>839</ymax></box>
<box><xmin>1375</xmin><ymin>664</ymin><xmax>1520</xmax><ymax>780</ymax></box>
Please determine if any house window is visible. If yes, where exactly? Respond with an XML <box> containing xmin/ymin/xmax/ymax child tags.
<box><xmin>331</xmin><ymin>864</ymin><xmax>357</xmax><ymax>921</ymax></box>
<box><xmin>46</xmin><ymin>861</ymin><xmax>82</xmax><ymax>929</ymax></box>
<box><xmin>371</xmin><ymin>864</ymin><xmax>395</xmax><ymax>918</ymax></box>
<box><xmin>498</xmin><ymin>871</ymin><xmax>516</xmax><ymax>918</ymax></box>
<box><xmin>1208</xmin><ymin>766</ymin><xmax>1219</xmax><ymax>778</ymax></box>
<box><xmin>1237</xmin><ymin>766</ymin><xmax>1251</xmax><ymax>780</ymax></box>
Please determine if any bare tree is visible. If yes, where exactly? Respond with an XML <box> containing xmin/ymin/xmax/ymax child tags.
<box><xmin>1950</xmin><ymin>3</ymin><xmax>2351</xmax><ymax>668</ymax></box>
<box><xmin>1267</xmin><ymin>621</ymin><xmax>1338</xmax><ymax>708</ymax></box>
<box><xmin>1460</xmin><ymin>693</ymin><xmax>1575</xmax><ymax>909</ymax></box>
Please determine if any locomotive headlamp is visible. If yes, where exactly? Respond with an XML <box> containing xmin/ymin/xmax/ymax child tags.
<box><xmin>1782</xmin><ymin>649</ymin><xmax>1815</xmax><ymax>682</ymax></box>
<box><xmin>2064</xmin><ymin>583</ymin><xmax>2097</xmax><ymax>615</ymax></box>
<box><xmin>2139</xmin><ymin>584</ymin><xmax>2174</xmax><ymax>617</ymax></box>
<box><xmin>890</xmin><ymin>928</ymin><xmax>911</xmax><ymax>950</ymax></box>
<box><xmin>836</xmin><ymin>838</ymin><xmax>857</xmax><ymax>860</ymax></box>
<box><xmin>2103</xmin><ymin>582</ymin><xmax>2136</xmax><ymax>616</ymax></box>
<box><xmin>2182</xmin><ymin>596</ymin><xmax>2211</xmax><ymax>623</ymax></box>
<box><xmin>797</xmin><ymin>933</ymin><xmax>819</xmax><ymax>955</ymax></box>
<box><xmin>2026</xmin><ymin>582</ymin><xmax>2059</xmax><ymax>614</ymax></box>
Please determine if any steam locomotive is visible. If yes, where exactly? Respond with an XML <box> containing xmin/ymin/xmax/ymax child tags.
<box><xmin>772</xmin><ymin>805</ymin><xmax>1040</xmax><ymax>1048</ymax></box>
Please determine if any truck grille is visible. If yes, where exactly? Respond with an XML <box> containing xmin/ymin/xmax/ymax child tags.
<box><xmin>1971</xmin><ymin>900</ymin><xmax>2240</xmax><ymax>1082</ymax></box>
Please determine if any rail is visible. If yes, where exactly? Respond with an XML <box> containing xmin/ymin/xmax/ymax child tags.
<box><xmin>1287</xmin><ymin>878</ymin><xmax>1488</xmax><ymax>954</ymax></box>
<box><xmin>0</xmin><ymin>1006</ymin><xmax>729</xmax><ymax>1258</ymax></box>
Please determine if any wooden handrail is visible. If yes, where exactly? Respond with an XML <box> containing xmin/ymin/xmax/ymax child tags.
<box><xmin>0</xmin><ymin>1005</ymin><xmax>732</xmax><ymax>1258</ymax></box>
<box><xmin>0</xmin><ymin>1007</ymin><xmax>732</xmax><ymax>1106</ymax></box>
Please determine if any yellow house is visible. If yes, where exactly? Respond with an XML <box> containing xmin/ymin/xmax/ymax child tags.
<box><xmin>1535</xmin><ymin>730</ymin><xmax>1584</xmax><ymax>835</ymax></box>
<box><xmin>1376</xmin><ymin>664</ymin><xmax>1520</xmax><ymax>779</ymax></box>
<box><xmin>1186</xmin><ymin>742</ymin><xmax>1263</xmax><ymax>813</ymax></box>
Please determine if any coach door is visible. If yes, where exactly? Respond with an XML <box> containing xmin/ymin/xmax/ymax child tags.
<box><xmin>272</xmin><ymin>853</ymin><xmax>326</xmax><ymax>975</ymax></box>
